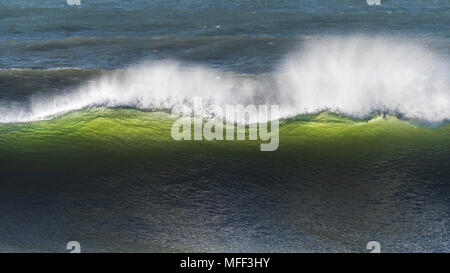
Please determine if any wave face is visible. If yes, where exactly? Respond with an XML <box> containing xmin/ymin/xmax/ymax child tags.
<box><xmin>1</xmin><ymin>36</ymin><xmax>449</xmax><ymax>124</ymax></box>
<box><xmin>1</xmin><ymin>109</ymin><xmax>450</xmax><ymax>252</ymax></box>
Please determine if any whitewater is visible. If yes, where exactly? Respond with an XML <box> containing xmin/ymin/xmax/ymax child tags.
<box><xmin>1</xmin><ymin>36</ymin><xmax>449</xmax><ymax>124</ymax></box>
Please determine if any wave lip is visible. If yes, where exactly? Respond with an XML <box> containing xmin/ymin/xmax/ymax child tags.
<box><xmin>0</xmin><ymin>35</ymin><xmax>449</xmax><ymax>125</ymax></box>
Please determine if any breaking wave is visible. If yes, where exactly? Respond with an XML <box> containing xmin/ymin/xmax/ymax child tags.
<box><xmin>1</xmin><ymin>36</ymin><xmax>449</xmax><ymax>124</ymax></box>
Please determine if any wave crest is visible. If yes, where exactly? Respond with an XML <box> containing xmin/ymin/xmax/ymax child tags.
<box><xmin>277</xmin><ymin>36</ymin><xmax>450</xmax><ymax>122</ymax></box>
<box><xmin>1</xmin><ymin>36</ymin><xmax>449</xmax><ymax>124</ymax></box>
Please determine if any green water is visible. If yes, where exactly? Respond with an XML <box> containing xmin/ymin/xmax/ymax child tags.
<box><xmin>1</xmin><ymin>108</ymin><xmax>448</xmax><ymax>162</ymax></box>
<box><xmin>0</xmin><ymin>109</ymin><xmax>449</xmax><ymax>252</ymax></box>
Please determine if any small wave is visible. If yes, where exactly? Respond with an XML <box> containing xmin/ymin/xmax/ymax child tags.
<box><xmin>3</xmin><ymin>35</ymin><xmax>288</xmax><ymax>51</ymax></box>
<box><xmin>1</xmin><ymin>35</ymin><xmax>449</xmax><ymax>125</ymax></box>
<box><xmin>0</xmin><ymin>67</ymin><xmax>104</xmax><ymax>73</ymax></box>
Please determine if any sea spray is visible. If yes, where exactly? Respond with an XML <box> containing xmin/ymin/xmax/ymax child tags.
<box><xmin>0</xmin><ymin>36</ymin><xmax>449</xmax><ymax>125</ymax></box>
<box><xmin>276</xmin><ymin>36</ymin><xmax>450</xmax><ymax>122</ymax></box>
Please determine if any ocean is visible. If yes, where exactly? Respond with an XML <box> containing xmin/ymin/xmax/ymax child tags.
<box><xmin>0</xmin><ymin>0</ymin><xmax>449</xmax><ymax>252</ymax></box>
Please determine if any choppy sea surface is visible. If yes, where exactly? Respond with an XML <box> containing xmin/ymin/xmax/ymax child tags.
<box><xmin>0</xmin><ymin>0</ymin><xmax>449</xmax><ymax>252</ymax></box>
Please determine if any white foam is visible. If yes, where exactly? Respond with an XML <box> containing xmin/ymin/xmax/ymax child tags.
<box><xmin>276</xmin><ymin>36</ymin><xmax>450</xmax><ymax>122</ymax></box>
<box><xmin>1</xmin><ymin>35</ymin><xmax>449</xmax><ymax>124</ymax></box>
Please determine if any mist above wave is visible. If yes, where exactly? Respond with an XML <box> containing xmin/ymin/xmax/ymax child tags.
<box><xmin>277</xmin><ymin>36</ymin><xmax>450</xmax><ymax>122</ymax></box>
<box><xmin>0</xmin><ymin>35</ymin><xmax>449</xmax><ymax>124</ymax></box>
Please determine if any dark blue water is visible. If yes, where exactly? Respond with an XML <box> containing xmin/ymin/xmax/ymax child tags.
<box><xmin>1</xmin><ymin>0</ymin><xmax>449</xmax><ymax>72</ymax></box>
